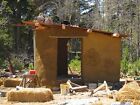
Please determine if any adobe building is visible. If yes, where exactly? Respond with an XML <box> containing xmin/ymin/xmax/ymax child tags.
<box><xmin>24</xmin><ymin>21</ymin><xmax>126</xmax><ymax>87</ymax></box>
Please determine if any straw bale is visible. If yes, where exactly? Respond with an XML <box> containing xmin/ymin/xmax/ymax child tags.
<box><xmin>0</xmin><ymin>78</ymin><xmax>3</xmax><ymax>86</ymax></box>
<box><xmin>116</xmin><ymin>81</ymin><xmax>140</xmax><ymax>102</ymax></box>
<box><xmin>7</xmin><ymin>88</ymin><xmax>53</xmax><ymax>102</ymax></box>
<box><xmin>133</xmin><ymin>100</ymin><xmax>140</xmax><ymax>105</ymax></box>
<box><xmin>3</xmin><ymin>78</ymin><xmax>21</xmax><ymax>87</ymax></box>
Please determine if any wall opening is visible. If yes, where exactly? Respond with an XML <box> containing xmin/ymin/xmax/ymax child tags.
<box><xmin>57</xmin><ymin>38</ymin><xmax>82</xmax><ymax>79</ymax></box>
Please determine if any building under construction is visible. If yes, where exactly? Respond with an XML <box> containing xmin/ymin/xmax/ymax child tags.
<box><xmin>24</xmin><ymin>21</ymin><xmax>126</xmax><ymax>87</ymax></box>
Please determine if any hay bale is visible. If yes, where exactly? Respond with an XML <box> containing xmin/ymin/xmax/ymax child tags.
<box><xmin>133</xmin><ymin>100</ymin><xmax>140</xmax><ymax>105</ymax></box>
<box><xmin>0</xmin><ymin>78</ymin><xmax>3</xmax><ymax>86</ymax></box>
<box><xmin>7</xmin><ymin>88</ymin><xmax>53</xmax><ymax>102</ymax></box>
<box><xmin>116</xmin><ymin>81</ymin><xmax>140</xmax><ymax>102</ymax></box>
<box><xmin>3</xmin><ymin>78</ymin><xmax>21</xmax><ymax>87</ymax></box>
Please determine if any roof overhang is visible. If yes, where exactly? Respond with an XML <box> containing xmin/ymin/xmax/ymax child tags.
<box><xmin>22</xmin><ymin>21</ymin><xmax>128</xmax><ymax>38</ymax></box>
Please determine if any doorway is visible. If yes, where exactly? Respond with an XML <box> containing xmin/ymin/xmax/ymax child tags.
<box><xmin>57</xmin><ymin>38</ymin><xmax>82</xmax><ymax>78</ymax></box>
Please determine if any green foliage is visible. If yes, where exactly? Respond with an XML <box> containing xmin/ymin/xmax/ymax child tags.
<box><xmin>121</xmin><ymin>46</ymin><xmax>140</xmax><ymax>76</ymax></box>
<box><xmin>121</xmin><ymin>61</ymin><xmax>137</xmax><ymax>76</ymax></box>
<box><xmin>0</xmin><ymin>0</ymin><xmax>35</xmax><ymax>69</ymax></box>
<box><xmin>0</xmin><ymin>30</ymin><xmax>12</xmax><ymax>48</ymax></box>
<box><xmin>121</xmin><ymin>59</ymin><xmax>129</xmax><ymax>74</ymax></box>
<box><xmin>0</xmin><ymin>17</ymin><xmax>13</xmax><ymax>66</ymax></box>
<box><xmin>0</xmin><ymin>59</ymin><xmax>4</xmax><ymax>68</ymax></box>
<box><xmin>127</xmin><ymin>59</ymin><xmax>140</xmax><ymax>76</ymax></box>
<box><xmin>28</xmin><ymin>63</ymin><xmax>34</xmax><ymax>70</ymax></box>
<box><xmin>69</xmin><ymin>55</ymin><xmax>81</xmax><ymax>74</ymax></box>
<box><xmin>11</xmin><ymin>57</ymin><xmax>24</xmax><ymax>70</ymax></box>
<box><xmin>121</xmin><ymin>47</ymin><xmax>140</xmax><ymax>76</ymax></box>
<box><xmin>121</xmin><ymin>47</ymin><xmax>129</xmax><ymax>74</ymax></box>
<box><xmin>0</xmin><ymin>60</ymin><xmax>8</xmax><ymax>69</ymax></box>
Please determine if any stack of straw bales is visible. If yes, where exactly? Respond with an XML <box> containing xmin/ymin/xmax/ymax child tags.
<box><xmin>3</xmin><ymin>78</ymin><xmax>21</xmax><ymax>87</ymax></box>
<box><xmin>116</xmin><ymin>81</ymin><xmax>140</xmax><ymax>104</ymax></box>
<box><xmin>7</xmin><ymin>88</ymin><xmax>53</xmax><ymax>102</ymax></box>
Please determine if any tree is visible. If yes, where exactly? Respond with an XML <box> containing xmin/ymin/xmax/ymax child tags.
<box><xmin>0</xmin><ymin>0</ymin><xmax>35</xmax><ymax>73</ymax></box>
<box><xmin>0</xmin><ymin>16</ymin><xmax>14</xmax><ymax>73</ymax></box>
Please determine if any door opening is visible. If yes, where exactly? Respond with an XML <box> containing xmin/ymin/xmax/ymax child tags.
<box><xmin>57</xmin><ymin>38</ymin><xmax>82</xmax><ymax>79</ymax></box>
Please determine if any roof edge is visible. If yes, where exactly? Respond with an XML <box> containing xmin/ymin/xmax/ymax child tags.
<box><xmin>22</xmin><ymin>21</ymin><xmax>128</xmax><ymax>38</ymax></box>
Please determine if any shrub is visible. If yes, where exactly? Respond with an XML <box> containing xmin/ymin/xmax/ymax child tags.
<box><xmin>68</xmin><ymin>55</ymin><xmax>81</xmax><ymax>74</ymax></box>
<box><xmin>28</xmin><ymin>63</ymin><xmax>34</xmax><ymax>70</ymax></box>
<box><xmin>12</xmin><ymin>57</ymin><xmax>24</xmax><ymax>71</ymax></box>
<box><xmin>121</xmin><ymin>59</ymin><xmax>140</xmax><ymax>76</ymax></box>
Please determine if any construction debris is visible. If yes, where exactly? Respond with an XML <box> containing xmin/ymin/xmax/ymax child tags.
<box><xmin>60</xmin><ymin>80</ymin><xmax>88</xmax><ymax>95</ymax></box>
<box><xmin>66</xmin><ymin>80</ymin><xmax>88</xmax><ymax>93</ymax></box>
<box><xmin>94</xmin><ymin>81</ymin><xmax>110</xmax><ymax>93</ymax></box>
<box><xmin>90</xmin><ymin>81</ymin><xmax>111</xmax><ymax>96</ymax></box>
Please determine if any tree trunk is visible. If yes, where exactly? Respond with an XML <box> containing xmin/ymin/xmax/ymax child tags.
<box><xmin>7</xmin><ymin>56</ymin><xmax>15</xmax><ymax>75</ymax></box>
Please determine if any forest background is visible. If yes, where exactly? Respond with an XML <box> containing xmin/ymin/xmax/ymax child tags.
<box><xmin>0</xmin><ymin>0</ymin><xmax>140</xmax><ymax>76</ymax></box>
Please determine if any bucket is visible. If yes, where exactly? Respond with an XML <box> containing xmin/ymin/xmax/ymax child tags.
<box><xmin>60</xmin><ymin>83</ymin><xmax>69</xmax><ymax>95</ymax></box>
<box><xmin>29</xmin><ymin>70</ymin><xmax>36</xmax><ymax>75</ymax></box>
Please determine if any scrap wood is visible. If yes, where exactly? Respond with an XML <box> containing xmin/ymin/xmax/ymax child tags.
<box><xmin>66</xmin><ymin>80</ymin><xmax>87</xmax><ymax>93</ymax></box>
<box><xmin>66</xmin><ymin>80</ymin><xmax>72</xmax><ymax>89</ymax></box>
<box><xmin>94</xmin><ymin>81</ymin><xmax>110</xmax><ymax>93</ymax></box>
<box><xmin>67</xmin><ymin>80</ymin><xmax>80</xmax><ymax>87</ymax></box>
<box><xmin>70</xmin><ymin>86</ymin><xmax>88</xmax><ymax>92</ymax></box>
<box><xmin>90</xmin><ymin>81</ymin><xmax>110</xmax><ymax>96</ymax></box>
<box><xmin>68</xmin><ymin>66</ymin><xmax>74</xmax><ymax>75</ymax></box>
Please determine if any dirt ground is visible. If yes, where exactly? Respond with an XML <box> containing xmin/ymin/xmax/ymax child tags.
<box><xmin>0</xmin><ymin>86</ymin><xmax>117</xmax><ymax>105</ymax></box>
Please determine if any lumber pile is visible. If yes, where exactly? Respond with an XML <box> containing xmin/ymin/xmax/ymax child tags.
<box><xmin>3</xmin><ymin>78</ymin><xmax>21</xmax><ymax>87</ymax></box>
<box><xmin>60</xmin><ymin>80</ymin><xmax>88</xmax><ymax>95</ymax></box>
<box><xmin>116</xmin><ymin>81</ymin><xmax>140</xmax><ymax>104</ymax></box>
<box><xmin>7</xmin><ymin>88</ymin><xmax>53</xmax><ymax>102</ymax></box>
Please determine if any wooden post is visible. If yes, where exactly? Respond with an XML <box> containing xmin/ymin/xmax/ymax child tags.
<box><xmin>33</xmin><ymin>31</ymin><xmax>36</xmax><ymax>69</ymax></box>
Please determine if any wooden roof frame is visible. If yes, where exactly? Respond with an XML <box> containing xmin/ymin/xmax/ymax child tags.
<box><xmin>22</xmin><ymin>21</ymin><xmax>128</xmax><ymax>38</ymax></box>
